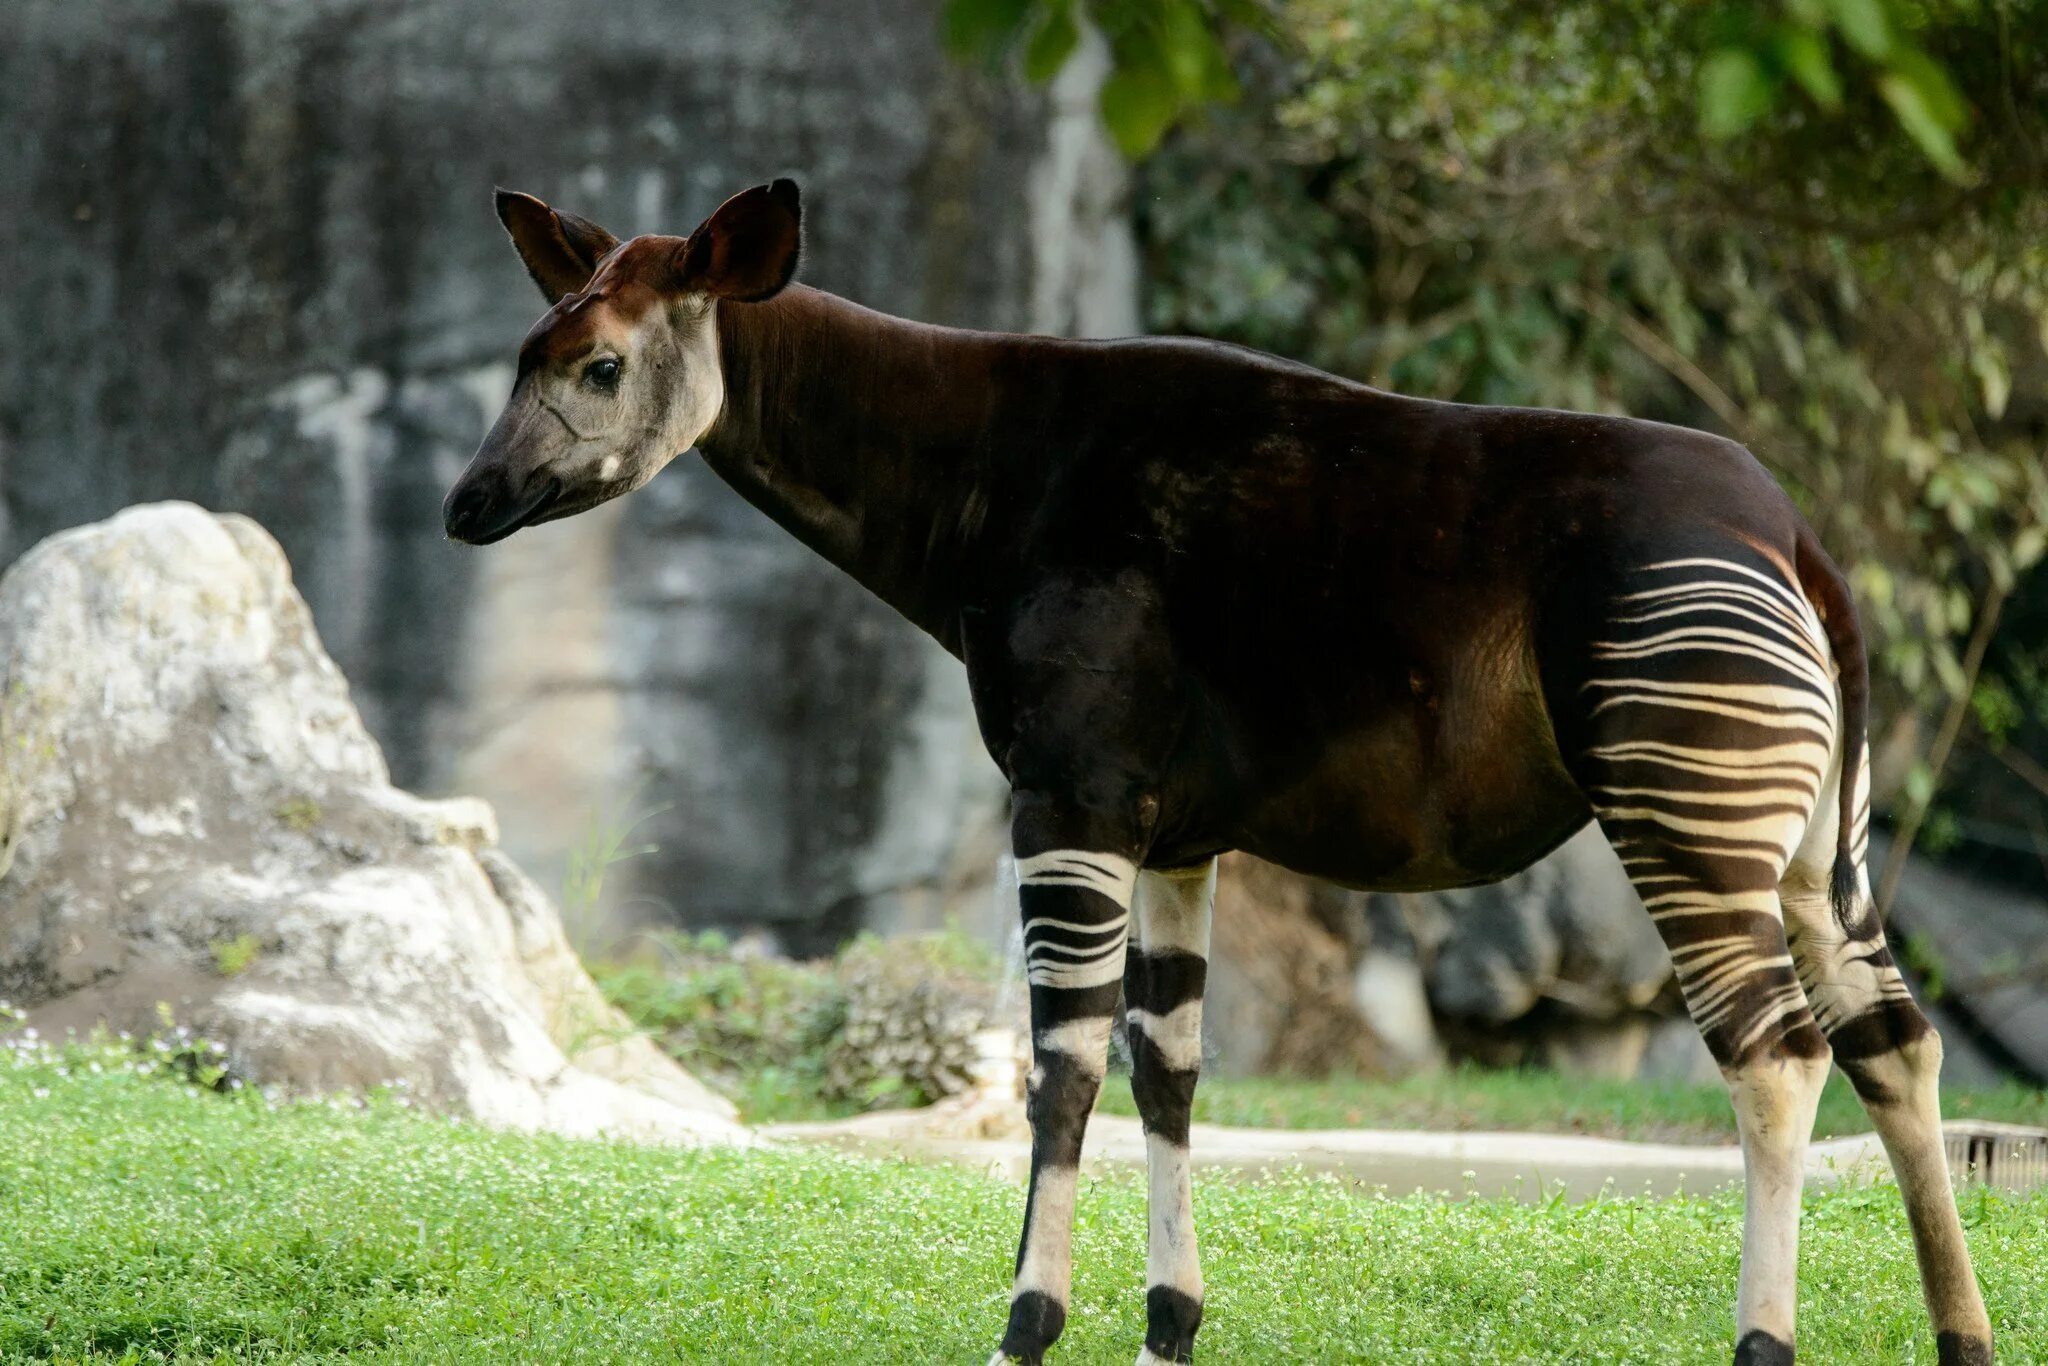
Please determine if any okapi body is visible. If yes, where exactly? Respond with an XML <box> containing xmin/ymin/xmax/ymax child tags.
<box><xmin>444</xmin><ymin>180</ymin><xmax>1992</xmax><ymax>1365</ymax></box>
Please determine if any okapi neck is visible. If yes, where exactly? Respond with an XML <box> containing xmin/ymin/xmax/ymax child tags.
<box><xmin>698</xmin><ymin>284</ymin><xmax>998</xmax><ymax>650</ymax></box>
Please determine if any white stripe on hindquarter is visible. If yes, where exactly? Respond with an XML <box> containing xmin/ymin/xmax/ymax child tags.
<box><xmin>1020</xmin><ymin>849</ymin><xmax>1137</xmax><ymax>989</ymax></box>
<box><xmin>1017</xmin><ymin>849</ymin><xmax>1140</xmax><ymax>903</ymax></box>
<box><xmin>1025</xmin><ymin>941</ymin><xmax>1128</xmax><ymax>990</ymax></box>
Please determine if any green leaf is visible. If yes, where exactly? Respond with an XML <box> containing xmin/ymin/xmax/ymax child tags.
<box><xmin>1698</xmin><ymin>48</ymin><xmax>1776</xmax><ymax>140</ymax></box>
<box><xmin>1971</xmin><ymin>343</ymin><xmax>2010</xmax><ymax>418</ymax></box>
<box><xmin>1774</xmin><ymin>31</ymin><xmax>1842</xmax><ymax>109</ymax></box>
<box><xmin>1903</xmin><ymin>760</ymin><xmax>1935</xmax><ymax>809</ymax></box>
<box><xmin>1827</xmin><ymin>0</ymin><xmax>1892</xmax><ymax>59</ymax></box>
<box><xmin>1023</xmin><ymin>1</ymin><xmax>1080</xmax><ymax>83</ymax></box>
<box><xmin>1100</xmin><ymin>63</ymin><xmax>1181</xmax><ymax>158</ymax></box>
<box><xmin>1160</xmin><ymin>1</ymin><xmax>1238</xmax><ymax>101</ymax></box>
<box><xmin>1888</xmin><ymin>46</ymin><xmax>1969</xmax><ymax>131</ymax></box>
<box><xmin>1214</xmin><ymin>0</ymin><xmax>1286</xmax><ymax>45</ymax></box>
<box><xmin>1879</xmin><ymin>72</ymin><xmax>1968</xmax><ymax>182</ymax></box>
<box><xmin>941</xmin><ymin>0</ymin><xmax>1033</xmax><ymax>64</ymax></box>
<box><xmin>2014</xmin><ymin>525</ymin><xmax>2048</xmax><ymax>571</ymax></box>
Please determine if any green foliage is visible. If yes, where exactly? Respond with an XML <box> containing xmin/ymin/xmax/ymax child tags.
<box><xmin>211</xmin><ymin>932</ymin><xmax>262</xmax><ymax>978</ymax></box>
<box><xmin>560</xmin><ymin>789</ymin><xmax>669</xmax><ymax>954</ymax></box>
<box><xmin>0</xmin><ymin>1000</ymin><xmax>245</xmax><ymax>1097</ymax></box>
<box><xmin>594</xmin><ymin>926</ymin><xmax>1008</xmax><ymax>1122</ymax></box>
<box><xmin>947</xmin><ymin>0</ymin><xmax>1980</xmax><ymax>177</ymax></box>
<box><xmin>1095</xmin><ymin>1064</ymin><xmax>2048</xmax><ymax>1143</ymax></box>
<box><xmin>596</xmin><ymin>931</ymin><xmax>847</xmax><ymax>1121</ymax></box>
<box><xmin>1140</xmin><ymin>0</ymin><xmax>2048</xmax><ymax>839</ymax></box>
<box><xmin>1694</xmin><ymin>1</ymin><xmax>1972</xmax><ymax>177</ymax></box>
<box><xmin>942</xmin><ymin>0</ymin><xmax>1278</xmax><ymax>156</ymax></box>
<box><xmin>273</xmin><ymin>795</ymin><xmax>323</xmax><ymax>833</ymax></box>
<box><xmin>1901</xmin><ymin>931</ymin><xmax>1952</xmax><ymax>1000</ymax></box>
<box><xmin>6</xmin><ymin>1060</ymin><xmax>2048</xmax><ymax>1358</ymax></box>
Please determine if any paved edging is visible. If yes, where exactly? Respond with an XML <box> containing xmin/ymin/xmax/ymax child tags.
<box><xmin>761</xmin><ymin>1103</ymin><xmax>1898</xmax><ymax>1200</ymax></box>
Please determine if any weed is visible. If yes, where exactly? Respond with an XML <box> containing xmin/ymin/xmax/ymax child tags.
<box><xmin>212</xmin><ymin>932</ymin><xmax>262</xmax><ymax>977</ymax></box>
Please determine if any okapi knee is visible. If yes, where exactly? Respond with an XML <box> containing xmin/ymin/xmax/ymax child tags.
<box><xmin>1827</xmin><ymin>1001</ymin><xmax>1936</xmax><ymax>1107</ymax></box>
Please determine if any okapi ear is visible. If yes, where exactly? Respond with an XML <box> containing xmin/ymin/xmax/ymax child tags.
<box><xmin>494</xmin><ymin>189</ymin><xmax>620</xmax><ymax>304</ymax></box>
<box><xmin>674</xmin><ymin>179</ymin><xmax>802</xmax><ymax>302</ymax></box>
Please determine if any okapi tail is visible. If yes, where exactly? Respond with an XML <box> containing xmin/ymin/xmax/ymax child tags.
<box><xmin>1794</xmin><ymin>529</ymin><xmax>1870</xmax><ymax>924</ymax></box>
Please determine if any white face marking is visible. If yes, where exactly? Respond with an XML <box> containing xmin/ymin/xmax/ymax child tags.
<box><xmin>471</xmin><ymin>289</ymin><xmax>726</xmax><ymax>526</ymax></box>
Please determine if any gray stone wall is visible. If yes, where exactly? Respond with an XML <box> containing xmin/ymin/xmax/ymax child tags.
<box><xmin>0</xmin><ymin>2</ymin><xmax>1136</xmax><ymax>947</ymax></box>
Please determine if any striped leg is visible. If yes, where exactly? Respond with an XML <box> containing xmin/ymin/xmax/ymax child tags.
<box><xmin>994</xmin><ymin>809</ymin><xmax>1137</xmax><ymax>1365</ymax></box>
<box><xmin>1126</xmin><ymin>861</ymin><xmax>1215</xmax><ymax>1365</ymax></box>
<box><xmin>1577</xmin><ymin>554</ymin><xmax>1843</xmax><ymax>1362</ymax></box>
<box><xmin>1781</xmin><ymin>751</ymin><xmax>1992</xmax><ymax>1364</ymax></box>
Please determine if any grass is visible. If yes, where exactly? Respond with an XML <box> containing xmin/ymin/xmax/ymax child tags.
<box><xmin>3</xmin><ymin>1052</ymin><xmax>2048</xmax><ymax>1362</ymax></box>
<box><xmin>1093</xmin><ymin>1064</ymin><xmax>2048</xmax><ymax>1145</ymax></box>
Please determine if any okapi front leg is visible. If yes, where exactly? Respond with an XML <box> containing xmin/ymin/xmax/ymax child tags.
<box><xmin>1127</xmin><ymin>862</ymin><xmax>1215</xmax><ymax>1364</ymax></box>
<box><xmin>994</xmin><ymin>811</ymin><xmax>1138</xmax><ymax>1365</ymax></box>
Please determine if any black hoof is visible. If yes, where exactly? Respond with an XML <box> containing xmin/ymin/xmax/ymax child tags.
<box><xmin>1733</xmin><ymin>1330</ymin><xmax>1795</xmax><ymax>1366</ymax></box>
<box><xmin>997</xmin><ymin>1290</ymin><xmax>1065</xmax><ymax>1364</ymax></box>
<box><xmin>1142</xmin><ymin>1285</ymin><xmax>1203</xmax><ymax>1362</ymax></box>
<box><xmin>1936</xmin><ymin>1331</ymin><xmax>1994</xmax><ymax>1366</ymax></box>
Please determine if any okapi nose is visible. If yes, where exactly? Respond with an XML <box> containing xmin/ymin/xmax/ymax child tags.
<box><xmin>443</xmin><ymin>480</ymin><xmax>494</xmax><ymax>542</ymax></box>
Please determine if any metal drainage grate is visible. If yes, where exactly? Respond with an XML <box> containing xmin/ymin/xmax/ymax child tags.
<box><xmin>1944</xmin><ymin>1122</ymin><xmax>2048</xmax><ymax>1192</ymax></box>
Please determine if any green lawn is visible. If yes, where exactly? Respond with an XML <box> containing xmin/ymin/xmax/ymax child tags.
<box><xmin>3</xmin><ymin>1054</ymin><xmax>2047</xmax><ymax>1362</ymax></box>
<box><xmin>1094</xmin><ymin>1065</ymin><xmax>2048</xmax><ymax>1145</ymax></box>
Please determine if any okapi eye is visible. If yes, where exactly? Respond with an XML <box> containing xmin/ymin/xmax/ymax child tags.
<box><xmin>583</xmin><ymin>357</ymin><xmax>622</xmax><ymax>390</ymax></box>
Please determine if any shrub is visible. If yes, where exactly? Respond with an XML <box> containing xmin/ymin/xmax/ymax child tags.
<box><xmin>595</xmin><ymin>928</ymin><xmax>1012</xmax><ymax>1122</ymax></box>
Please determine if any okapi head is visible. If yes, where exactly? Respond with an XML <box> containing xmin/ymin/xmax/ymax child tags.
<box><xmin>442</xmin><ymin>178</ymin><xmax>802</xmax><ymax>544</ymax></box>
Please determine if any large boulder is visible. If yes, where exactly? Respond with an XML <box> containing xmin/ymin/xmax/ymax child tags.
<box><xmin>0</xmin><ymin>503</ymin><xmax>742</xmax><ymax>1143</ymax></box>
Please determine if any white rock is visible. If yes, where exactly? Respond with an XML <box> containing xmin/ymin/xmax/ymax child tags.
<box><xmin>0</xmin><ymin>503</ymin><xmax>743</xmax><ymax>1145</ymax></box>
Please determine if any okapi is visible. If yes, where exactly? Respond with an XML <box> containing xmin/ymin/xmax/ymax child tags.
<box><xmin>443</xmin><ymin>179</ymin><xmax>1993</xmax><ymax>1364</ymax></box>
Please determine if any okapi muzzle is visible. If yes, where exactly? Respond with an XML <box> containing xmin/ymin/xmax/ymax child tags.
<box><xmin>443</xmin><ymin>178</ymin><xmax>802</xmax><ymax>545</ymax></box>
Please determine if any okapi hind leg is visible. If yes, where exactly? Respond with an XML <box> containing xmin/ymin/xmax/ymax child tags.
<box><xmin>1125</xmin><ymin>861</ymin><xmax>1216</xmax><ymax>1365</ymax></box>
<box><xmin>1780</xmin><ymin>761</ymin><xmax>1993</xmax><ymax>1364</ymax></box>
<box><xmin>1568</xmin><ymin>552</ymin><xmax>1850</xmax><ymax>1361</ymax></box>
<box><xmin>993</xmin><ymin>796</ymin><xmax>1139</xmax><ymax>1366</ymax></box>
<box><xmin>1607</xmin><ymin>848</ymin><xmax>1831</xmax><ymax>1365</ymax></box>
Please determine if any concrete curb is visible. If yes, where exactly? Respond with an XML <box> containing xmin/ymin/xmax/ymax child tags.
<box><xmin>761</xmin><ymin>1103</ymin><xmax>1899</xmax><ymax>1200</ymax></box>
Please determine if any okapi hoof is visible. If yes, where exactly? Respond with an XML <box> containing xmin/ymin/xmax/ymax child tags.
<box><xmin>993</xmin><ymin>1290</ymin><xmax>1065</xmax><ymax>1365</ymax></box>
<box><xmin>1137</xmin><ymin>1285</ymin><xmax>1201</xmax><ymax>1362</ymax></box>
<box><xmin>1733</xmin><ymin>1330</ymin><xmax>1795</xmax><ymax>1366</ymax></box>
<box><xmin>1936</xmin><ymin>1332</ymin><xmax>1994</xmax><ymax>1366</ymax></box>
